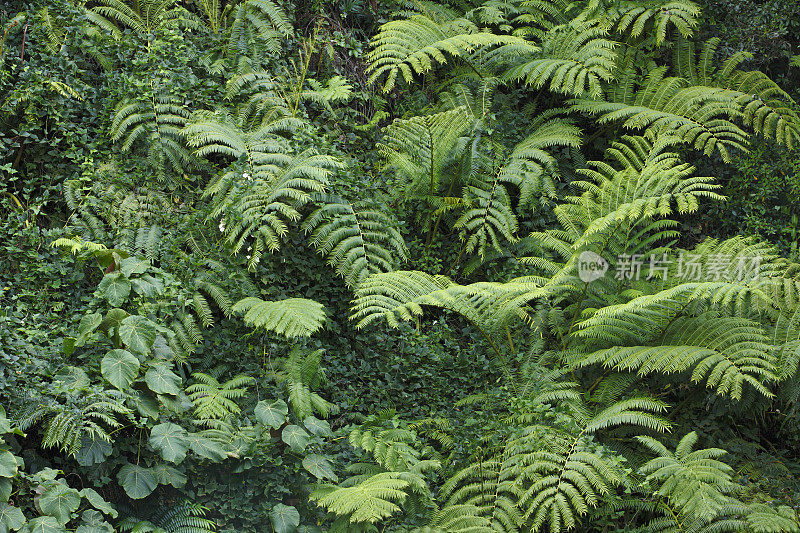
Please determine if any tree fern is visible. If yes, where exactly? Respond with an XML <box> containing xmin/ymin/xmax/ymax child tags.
<box><xmin>572</xmin><ymin>67</ymin><xmax>750</xmax><ymax>162</ymax></box>
<box><xmin>579</xmin><ymin>0</ymin><xmax>700</xmax><ymax>45</ymax></box>
<box><xmin>232</xmin><ymin>297</ymin><xmax>326</xmax><ymax>337</ymax></box>
<box><xmin>672</xmin><ymin>36</ymin><xmax>800</xmax><ymax>149</ymax></box>
<box><xmin>366</xmin><ymin>14</ymin><xmax>526</xmax><ymax>92</ymax></box>
<box><xmin>272</xmin><ymin>347</ymin><xmax>334</xmax><ymax>419</ymax></box>
<box><xmin>110</xmin><ymin>91</ymin><xmax>196</xmax><ymax>187</ymax></box>
<box><xmin>302</xmin><ymin>195</ymin><xmax>408</xmax><ymax>288</ymax></box>
<box><xmin>186</xmin><ymin>373</ymin><xmax>254</xmax><ymax>420</ymax></box>
<box><xmin>119</xmin><ymin>501</ymin><xmax>216</xmax><ymax>533</ymax></box>
<box><xmin>503</xmin><ymin>21</ymin><xmax>617</xmax><ymax>98</ymax></box>
<box><xmin>91</xmin><ymin>0</ymin><xmax>199</xmax><ymax>38</ymax></box>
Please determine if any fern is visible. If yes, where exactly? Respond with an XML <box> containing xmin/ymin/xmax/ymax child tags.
<box><xmin>503</xmin><ymin>21</ymin><xmax>617</xmax><ymax>98</ymax></box>
<box><xmin>579</xmin><ymin>0</ymin><xmax>700</xmax><ymax>45</ymax></box>
<box><xmin>637</xmin><ymin>432</ymin><xmax>736</xmax><ymax>520</ymax></box>
<box><xmin>272</xmin><ymin>347</ymin><xmax>334</xmax><ymax>419</ymax></box>
<box><xmin>302</xmin><ymin>195</ymin><xmax>408</xmax><ymax>288</ymax></box>
<box><xmin>366</xmin><ymin>14</ymin><xmax>526</xmax><ymax>92</ymax></box>
<box><xmin>186</xmin><ymin>373</ymin><xmax>254</xmax><ymax>420</ymax></box>
<box><xmin>91</xmin><ymin>0</ymin><xmax>199</xmax><ymax>37</ymax></box>
<box><xmin>672</xmin><ymin>36</ymin><xmax>800</xmax><ymax>149</ymax></box>
<box><xmin>232</xmin><ymin>297</ymin><xmax>327</xmax><ymax>337</ymax></box>
<box><xmin>110</xmin><ymin>91</ymin><xmax>196</xmax><ymax>187</ymax></box>
<box><xmin>120</xmin><ymin>501</ymin><xmax>216</xmax><ymax>533</ymax></box>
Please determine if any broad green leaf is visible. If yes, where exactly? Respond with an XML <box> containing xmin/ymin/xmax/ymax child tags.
<box><xmin>134</xmin><ymin>390</ymin><xmax>160</xmax><ymax>420</ymax></box>
<box><xmin>119</xmin><ymin>316</ymin><xmax>157</xmax><ymax>355</ymax></box>
<box><xmin>99</xmin><ymin>309</ymin><xmax>127</xmax><ymax>336</ymax></box>
<box><xmin>151</xmin><ymin>335</ymin><xmax>174</xmax><ymax>359</ymax></box>
<box><xmin>270</xmin><ymin>504</ymin><xmax>299</xmax><ymax>533</ymax></box>
<box><xmin>53</xmin><ymin>367</ymin><xmax>90</xmax><ymax>391</ymax></box>
<box><xmin>0</xmin><ymin>407</ymin><xmax>9</xmax><ymax>434</ymax></box>
<box><xmin>76</xmin><ymin>436</ymin><xmax>112</xmax><ymax>467</ymax></box>
<box><xmin>0</xmin><ymin>452</ymin><xmax>19</xmax><ymax>478</ymax></box>
<box><xmin>144</xmin><ymin>365</ymin><xmax>181</xmax><ymax>396</ymax></box>
<box><xmin>281</xmin><ymin>425</ymin><xmax>310</xmax><ymax>452</ymax></box>
<box><xmin>302</xmin><ymin>454</ymin><xmax>337</xmax><ymax>481</ymax></box>
<box><xmin>77</xmin><ymin>489</ymin><xmax>117</xmax><ymax>518</ymax></box>
<box><xmin>117</xmin><ymin>464</ymin><xmax>157</xmax><ymax>500</ymax></box>
<box><xmin>130</xmin><ymin>275</ymin><xmax>163</xmax><ymax>297</ymax></box>
<box><xmin>75</xmin><ymin>508</ymin><xmax>114</xmax><ymax>533</ymax></box>
<box><xmin>62</xmin><ymin>337</ymin><xmax>76</xmax><ymax>357</ymax></box>
<box><xmin>0</xmin><ymin>479</ymin><xmax>11</xmax><ymax>503</ymax></box>
<box><xmin>186</xmin><ymin>433</ymin><xmax>227</xmax><ymax>461</ymax></box>
<box><xmin>120</xmin><ymin>257</ymin><xmax>149</xmax><ymax>277</ymax></box>
<box><xmin>100</xmin><ymin>350</ymin><xmax>139</xmax><ymax>390</ymax></box>
<box><xmin>98</xmin><ymin>273</ymin><xmax>131</xmax><ymax>307</ymax></box>
<box><xmin>75</xmin><ymin>313</ymin><xmax>102</xmax><ymax>345</ymax></box>
<box><xmin>149</xmin><ymin>423</ymin><xmax>189</xmax><ymax>463</ymax></box>
<box><xmin>38</xmin><ymin>483</ymin><xmax>81</xmax><ymax>524</ymax></box>
<box><xmin>152</xmin><ymin>464</ymin><xmax>186</xmax><ymax>488</ymax></box>
<box><xmin>255</xmin><ymin>399</ymin><xmax>288</xmax><ymax>429</ymax></box>
<box><xmin>24</xmin><ymin>516</ymin><xmax>66</xmax><ymax>533</ymax></box>
<box><xmin>303</xmin><ymin>417</ymin><xmax>332</xmax><ymax>437</ymax></box>
<box><xmin>0</xmin><ymin>502</ymin><xmax>25</xmax><ymax>533</ymax></box>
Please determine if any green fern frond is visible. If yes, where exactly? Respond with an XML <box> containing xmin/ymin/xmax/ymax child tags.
<box><xmin>232</xmin><ymin>297</ymin><xmax>327</xmax><ymax>337</ymax></box>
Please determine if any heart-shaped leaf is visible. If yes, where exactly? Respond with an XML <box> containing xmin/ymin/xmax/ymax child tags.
<box><xmin>270</xmin><ymin>504</ymin><xmax>300</xmax><ymax>533</ymax></box>
<box><xmin>78</xmin><ymin>489</ymin><xmax>117</xmax><ymax>518</ymax></box>
<box><xmin>98</xmin><ymin>273</ymin><xmax>131</xmax><ymax>307</ymax></box>
<box><xmin>144</xmin><ymin>364</ymin><xmax>181</xmax><ymax>396</ymax></box>
<box><xmin>0</xmin><ymin>451</ymin><xmax>19</xmax><ymax>478</ymax></box>
<box><xmin>281</xmin><ymin>425</ymin><xmax>310</xmax><ymax>452</ymax></box>
<box><xmin>0</xmin><ymin>502</ymin><xmax>25</xmax><ymax>532</ymax></box>
<box><xmin>186</xmin><ymin>433</ymin><xmax>227</xmax><ymax>461</ymax></box>
<box><xmin>255</xmin><ymin>400</ymin><xmax>288</xmax><ymax>429</ymax></box>
<box><xmin>149</xmin><ymin>423</ymin><xmax>189</xmax><ymax>464</ymax></box>
<box><xmin>152</xmin><ymin>464</ymin><xmax>187</xmax><ymax>488</ymax></box>
<box><xmin>117</xmin><ymin>464</ymin><xmax>157</xmax><ymax>500</ymax></box>
<box><xmin>38</xmin><ymin>483</ymin><xmax>81</xmax><ymax>524</ymax></box>
<box><xmin>303</xmin><ymin>417</ymin><xmax>332</xmax><ymax>437</ymax></box>
<box><xmin>302</xmin><ymin>454</ymin><xmax>337</xmax><ymax>481</ymax></box>
<box><xmin>75</xmin><ymin>436</ymin><xmax>112</xmax><ymax>467</ymax></box>
<box><xmin>24</xmin><ymin>516</ymin><xmax>67</xmax><ymax>533</ymax></box>
<box><xmin>119</xmin><ymin>316</ymin><xmax>157</xmax><ymax>355</ymax></box>
<box><xmin>100</xmin><ymin>350</ymin><xmax>139</xmax><ymax>390</ymax></box>
<box><xmin>120</xmin><ymin>257</ymin><xmax>149</xmax><ymax>277</ymax></box>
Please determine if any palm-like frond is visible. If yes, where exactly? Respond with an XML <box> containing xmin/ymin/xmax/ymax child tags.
<box><xmin>232</xmin><ymin>297</ymin><xmax>327</xmax><ymax>337</ymax></box>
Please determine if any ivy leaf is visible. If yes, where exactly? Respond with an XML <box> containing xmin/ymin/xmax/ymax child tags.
<box><xmin>0</xmin><ymin>451</ymin><xmax>19</xmax><ymax>478</ymax></box>
<box><xmin>281</xmin><ymin>425</ymin><xmax>310</xmax><ymax>452</ymax></box>
<box><xmin>98</xmin><ymin>273</ymin><xmax>131</xmax><ymax>307</ymax></box>
<box><xmin>270</xmin><ymin>504</ymin><xmax>300</xmax><ymax>533</ymax></box>
<box><xmin>149</xmin><ymin>423</ymin><xmax>189</xmax><ymax>464</ymax></box>
<box><xmin>100</xmin><ymin>350</ymin><xmax>140</xmax><ymax>390</ymax></box>
<box><xmin>302</xmin><ymin>454</ymin><xmax>337</xmax><ymax>481</ymax></box>
<box><xmin>144</xmin><ymin>364</ymin><xmax>181</xmax><ymax>396</ymax></box>
<box><xmin>77</xmin><ymin>489</ymin><xmax>117</xmax><ymax>518</ymax></box>
<box><xmin>75</xmin><ymin>436</ymin><xmax>112</xmax><ymax>467</ymax></box>
<box><xmin>117</xmin><ymin>464</ymin><xmax>157</xmax><ymax>500</ymax></box>
<box><xmin>119</xmin><ymin>316</ymin><xmax>157</xmax><ymax>355</ymax></box>
<box><xmin>303</xmin><ymin>417</ymin><xmax>332</xmax><ymax>437</ymax></box>
<box><xmin>119</xmin><ymin>257</ymin><xmax>149</xmax><ymax>277</ymax></box>
<box><xmin>37</xmin><ymin>483</ymin><xmax>81</xmax><ymax>524</ymax></box>
<box><xmin>186</xmin><ymin>433</ymin><xmax>227</xmax><ymax>461</ymax></box>
<box><xmin>255</xmin><ymin>400</ymin><xmax>288</xmax><ymax>429</ymax></box>
<box><xmin>24</xmin><ymin>516</ymin><xmax>66</xmax><ymax>533</ymax></box>
<box><xmin>152</xmin><ymin>464</ymin><xmax>187</xmax><ymax>488</ymax></box>
<box><xmin>0</xmin><ymin>502</ymin><xmax>25</xmax><ymax>532</ymax></box>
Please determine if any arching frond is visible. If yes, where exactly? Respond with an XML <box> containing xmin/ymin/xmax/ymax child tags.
<box><xmin>232</xmin><ymin>297</ymin><xmax>327</xmax><ymax>337</ymax></box>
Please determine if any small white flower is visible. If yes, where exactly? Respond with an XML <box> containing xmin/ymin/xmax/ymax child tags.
<box><xmin>247</xmin><ymin>246</ymin><xmax>252</xmax><ymax>252</ymax></box>
<box><xmin>219</xmin><ymin>221</ymin><xmax>226</xmax><ymax>232</ymax></box>
<box><xmin>243</xmin><ymin>172</ymin><xmax>251</xmax><ymax>181</ymax></box>
<box><xmin>246</xmin><ymin>254</ymin><xmax>251</xmax><ymax>260</ymax></box>
<box><xmin>253</xmin><ymin>256</ymin><xmax>260</xmax><ymax>264</ymax></box>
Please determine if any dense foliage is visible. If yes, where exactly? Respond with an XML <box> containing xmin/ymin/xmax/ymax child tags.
<box><xmin>2</xmin><ymin>0</ymin><xmax>800</xmax><ymax>531</ymax></box>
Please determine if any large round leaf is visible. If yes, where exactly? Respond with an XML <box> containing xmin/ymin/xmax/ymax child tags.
<box><xmin>270</xmin><ymin>504</ymin><xmax>300</xmax><ymax>533</ymax></box>
<box><xmin>116</xmin><ymin>464</ymin><xmax>157</xmax><ymax>500</ymax></box>
<box><xmin>100</xmin><ymin>350</ymin><xmax>139</xmax><ymax>390</ymax></box>
<box><xmin>38</xmin><ymin>484</ymin><xmax>81</xmax><ymax>525</ymax></box>
<box><xmin>0</xmin><ymin>502</ymin><xmax>25</xmax><ymax>532</ymax></box>
<box><xmin>302</xmin><ymin>454</ymin><xmax>337</xmax><ymax>481</ymax></box>
<box><xmin>0</xmin><ymin>451</ymin><xmax>19</xmax><ymax>478</ymax></box>
<box><xmin>149</xmin><ymin>423</ymin><xmax>189</xmax><ymax>464</ymax></box>
<box><xmin>98</xmin><ymin>273</ymin><xmax>131</xmax><ymax>307</ymax></box>
<box><xmin>144</xmin><ymin>364</ymin><xmax>181</xmax><ymax>396</ymax></box>
<box><xmin>255</xmin><ymin>399</ymin><xmax>288</xmax><ymax>429</ymax></box>
<box><xmin>24</xmin><ymin>516</ymin><xmax>67</xmax><ymax>533</ymax></box>
<box><xmin>281</xmin><ymin>425</ymin><xmax>310</xmax><ymax>452</ymax></box>
<box><xmin>118</xmin><ymin>316</ymin><xmax>157</xmax><ymax>355</ymax></box>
